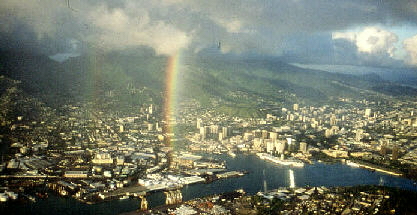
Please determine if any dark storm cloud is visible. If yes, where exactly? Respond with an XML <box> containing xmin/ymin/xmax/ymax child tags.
<box><xmin>0</xmin><ymin>0</ymin><xmax>416</xmax><ymax>64</ymax></box>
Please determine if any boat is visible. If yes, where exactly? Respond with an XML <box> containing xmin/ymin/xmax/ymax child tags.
<box><xmin>119</xmin><ymin>195</ymin><xmax>129</xmax><ymax>200</ymax></box>
<box><xmin>26</xmin><ymin>195</ymin><xmax>36</xmax><ymax>202</ymax></box>
<box><xmin>6</xmin><ymin>191</ymin><xmax>18</xmax><ymax>200</ymax></box>
<box><xmin>257</xmin><ymin>153</ymin><xmax>304</xmax><ymax>167</ymax></box>
<box><xmin>0</xmin><ymin>193</ymin><xmax>8</xmax><ymax>202</ymax></box>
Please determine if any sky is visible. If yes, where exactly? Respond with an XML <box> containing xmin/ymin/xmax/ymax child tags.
<box><xmin>1</xmin><ymin>0</ymin><xmax>417</xmax><ymax>68</ymax></box>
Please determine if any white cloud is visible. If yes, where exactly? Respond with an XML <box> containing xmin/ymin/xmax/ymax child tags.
<box><xmin>332</xmin><ymin>32</ymin><xmax>356</xmax><ymax>42</ymax></box>
<box><xmin>87</xmin><ymin>5</ymin><xmax>191</xmax><ymax>55</ymax></box>
<box><xmin>49</xmin><ymin>53</ymin><xmax>80</xmax><ymax>63</ymax></box>
<box><xmin>0</xmin><ymin>0</ymin><xmax>191</xmax><ymax>56</ymax></box>
<box><xmin>403</xmin><ymin>34</ymin><xmax>417</xmax><ymax>66</ymax></box>
<box><xmin>215</xmin><ymin>19</ymin><xmax>245</xmax><ymax>33</ymax></box>
<box><xmin>332</xmin><ymin>27</ymin><xmax>398</xmax><ymax>57</ymax></box>
<box><xmin>1</xmin><ymin>0</ymin><xmax>417</xmax><ymax>64</ymax></box>
<box><xmin>356</xmin><ymin>27</ymin><xmax>398</xmax><ymax>57</ymax></box>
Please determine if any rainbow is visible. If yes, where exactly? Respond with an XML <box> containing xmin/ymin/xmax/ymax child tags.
<box><xmin>163</xmin><ymin>51</ymin><xmax>182</xmax><ymax>146</ymax></box>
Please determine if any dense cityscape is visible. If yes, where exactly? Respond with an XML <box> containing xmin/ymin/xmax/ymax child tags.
<box><xmin>1</xmin><ymin>73</ymin><xmax>417</xmax><ymax>214</ymax></box>
<box><xmin>2</xmin><ymin>1</ymin><xmax>417</xmax><ymax>214</ymax></box>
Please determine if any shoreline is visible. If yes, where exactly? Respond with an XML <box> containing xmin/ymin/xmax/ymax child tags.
<box><xmin>346</xmin><ymin>160</ymin><xmax>403</xmax><ymax>177</ymax></box>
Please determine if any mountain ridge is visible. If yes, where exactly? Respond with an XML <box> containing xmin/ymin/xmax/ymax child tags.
<box><xmin>1</xmin><ymin>49</ymin><xmax>416</xmax><ymax>117</ymax></box>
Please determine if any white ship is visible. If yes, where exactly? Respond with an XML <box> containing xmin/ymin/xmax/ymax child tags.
<box><xmin>346</xmin><ymin>160</ymin><xmax>360</xmax><ymax>167</ymax></box>
<box><xmin>119</xmin><ymin>195</ymin><xmax>129</xmax><ymax>200</ymax></box>
<box><xmin>180</xmin><ymin>176</ymin><xmax>205</xmax><ymax>185</ymax></box>
<box><xmin>0</xmin><ymin>193</ymin><xmax>8</xmax><ymax>202</ymax></box>
<box><xmin>257</xmin><ymin>153</ymin><xmax>304</xmax><ymax>167</ymax></box>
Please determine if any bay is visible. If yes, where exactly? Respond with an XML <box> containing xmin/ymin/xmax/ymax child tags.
<box><xmin>1</xmin><ymin>154</ymin><xmax>416</xmax><ymax>215</ymax></box>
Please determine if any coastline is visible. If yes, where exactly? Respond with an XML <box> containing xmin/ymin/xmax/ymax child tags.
<box><xmin>346</xmin><ymin>160</ymin><xmax>403</xmax><ymax>177</ymax></box>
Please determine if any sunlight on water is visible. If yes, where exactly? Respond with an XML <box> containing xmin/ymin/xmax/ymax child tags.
<box><xmin>289</xmin><ymin>169</ymin><xmax>295</xmax><ymax>188</ymax></box>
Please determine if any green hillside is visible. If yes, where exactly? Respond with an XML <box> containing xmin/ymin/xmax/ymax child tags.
<box><xmin>1</xmin><ymin>49</ymin><xmax>416</xmax><ymax>117</ymax></box>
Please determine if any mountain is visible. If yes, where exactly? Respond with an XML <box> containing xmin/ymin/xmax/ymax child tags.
<box><xmin>293</xmin><ymin>64</ymin><xmax>417</xmax><ymax>89</ymax></box>
<box><xmin>1</xmin><ymin>49</ymin><xmax>416</xmax><ymax>117</ymax></box>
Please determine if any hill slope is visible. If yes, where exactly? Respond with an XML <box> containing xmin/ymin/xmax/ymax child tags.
<box><xmin>1</xmin><ymin>49</ymin><xmax>416</xmax><ymax>117</ymax></box>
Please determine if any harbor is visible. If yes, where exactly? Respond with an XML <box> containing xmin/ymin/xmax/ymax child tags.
<box><xmin>1</xmin><ymin>154</ymin><xmax>417</xmax><ymax>215</ymax></box>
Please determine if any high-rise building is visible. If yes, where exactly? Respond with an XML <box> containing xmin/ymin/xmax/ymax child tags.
<box><xmin>119</xmin><ymin>125</ymin><xmax>124</xmax><ymax>133</ymax></box>
<box><xmin>286</xmin><ymin>138</ymin><xmax>296</xmax><ymax>152</ymax></box>
<box><xmin>200</xmin><ymin>126</ymin><xmax>208</xmax><ymax>140</ymax></box>
<box><xmin>286</xmin><ymin>137</ymin><xmax>293</xmax><ymax>146</ymax></box>
<box><xmin>261</xmin><ymin>130</ymin><xmax>268</xmax><ymax>139</ymax></box>
<box><xmin>218</xmin><ymin>133</ymin><xmax>224</xmax><ymax>141</ymax></box>
<box><xmin>331</xmin><ymin>126</ymin><xmax>339</xmax><ymax>135</ymax></box>
<box><xmin>210</xmin><ymin>125</ymin><xmax>219</xmax><ymax>134</ymax></box>
<box><xmin>392</xmin><ymin>146</ymin><xmax>399</xmax><ymax>160</ymax></box>
<box><xmin>222</xmin><ymin>127</ymin><xmax>230</xmax><ymax>138</ymax></box>
<box><xmin>293</xmin><ymin>103</ymin><xmax>299</xmax><ymax>111</ymax></box>
<box><xmin>330</xmin><ymin>115</ymin><xmax>337</xmax><ymax>126</ymax></box>
<box><xmin>266</xmin><ymin>139</ymin><xmax>275</xmax><ymax>153</ymax></box>
<box><xmin>299</xmin><ymin>142</ymin><xmax>308</xmax><ymax>153</ymax></box>
<box><xmin>269</xmin><ymin>132</ymin><xmax>278</xmax><ymax>140</ymax></box>
<box><xmin>355</xmin><ymin>129</ymin><xmax>363</xmax><ymax>142</ymax></box>
<box><xmin>196</xmin><ymin>118</ymin><xmax>202</xmax><ymax>129</ymax></box>
<box><xmin>380</xmin><ymin>144</ymin><xmax>388</xmax><ymax>156</ymax></box>
<box><xmin>148</xmin><ymin>104</ymin><xmax>153</xmax><ymax>114</ymax></box>
<box><xmin>92</xmin><ymin>153</ymin><xmax>113</xmax><ymax>164</ymax></box>
<box><xmin>325</xmin><ymin>128</ymin><xmax>333</xmax><ymax>137</ymax></box>
<box><xmin>253</xmin><ymin>138</ymin><xmax>264</xmax><ymax>151</ymax></box>
<box><xmin>252</xmin><ymin>130</ymin><xmax>262</xmax><ymax>138</ymax></box>
<box><xmin>243</xmin><ymin>132</ymin><xmax>253</xmax><ymax>141</ymax></box>
<box><xmin>275</xmin><ymin>140</ymin><xmax>286</xmax><ymax>154</ymax></box>
<box><xmin>364</xmin><ymin>108</ymin><xmax>372</xmax><ymax>117</ymax></box>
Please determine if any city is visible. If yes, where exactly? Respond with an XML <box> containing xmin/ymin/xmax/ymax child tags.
<box><xmin>1</xmin><ymin>74</ymin><xmax>417</xmax><ymax>214</ymax></box>
<box><xmin>2</xmin><ymin>1</ymin><xmax>417</xmax><ymax>215</ymax></box>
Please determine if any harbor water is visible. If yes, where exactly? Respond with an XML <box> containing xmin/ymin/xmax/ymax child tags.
<box><xmin>1</xmin><ymin>154</ymin><xmax>416</xmax><ymax>215</ymax></box>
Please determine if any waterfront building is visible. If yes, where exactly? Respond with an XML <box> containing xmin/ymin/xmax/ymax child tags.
<box><xmin>266</xmin><ymin>139</ymin><xmax>275</xmax><ymax>153</ymax></box>
<box><xmin>300</xmin><ymin>142</ymin><xmax>308</xmax><ymax>154</ymax></box>
<box><xmin>275</xmin><ymin>140</ymin><xmax>286</xmax><ymax>155</ymax></box>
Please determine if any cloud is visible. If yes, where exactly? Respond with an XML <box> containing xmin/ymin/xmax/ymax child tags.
<box><xmin>48</xmin><ymin>38</ymin><xmax>81</xmax><ymax>63</ymax></box>
<box><xmin>49</xmin><ymin>52</ymin><xmax>80</xmax><ymax>63</ymax></box>
<box><xmin>331</xmin><ymin>27</ymin><xmax>403</xmax><ymax>66</ymax></box>
<box><xmin>86</xmin><ymin>5</ymin><xmax>191</xmax><ymax>55</ymax></box>
<box><xmin>403</xmin><ymin>34</ymin><xmax>417</xmax><ymax>66</ymax></box>
<box><xmin>0</xmin><ymin>0</ymin><xmax>417</xmax><ymax>62</ymax></box>
<box><xmin>0</xmin><ymin>0</ymin><xmax>192</xmax><ymax>55</ymax></box>
<box><xmin>333</xmin><ymin>27</ymin><xmax>398</xmax><ymax>57</ymax></box>
<box><xmin>0</xmin><ymin>0</ymin><xmax>65</xmax><ymax>38</ymax></box>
